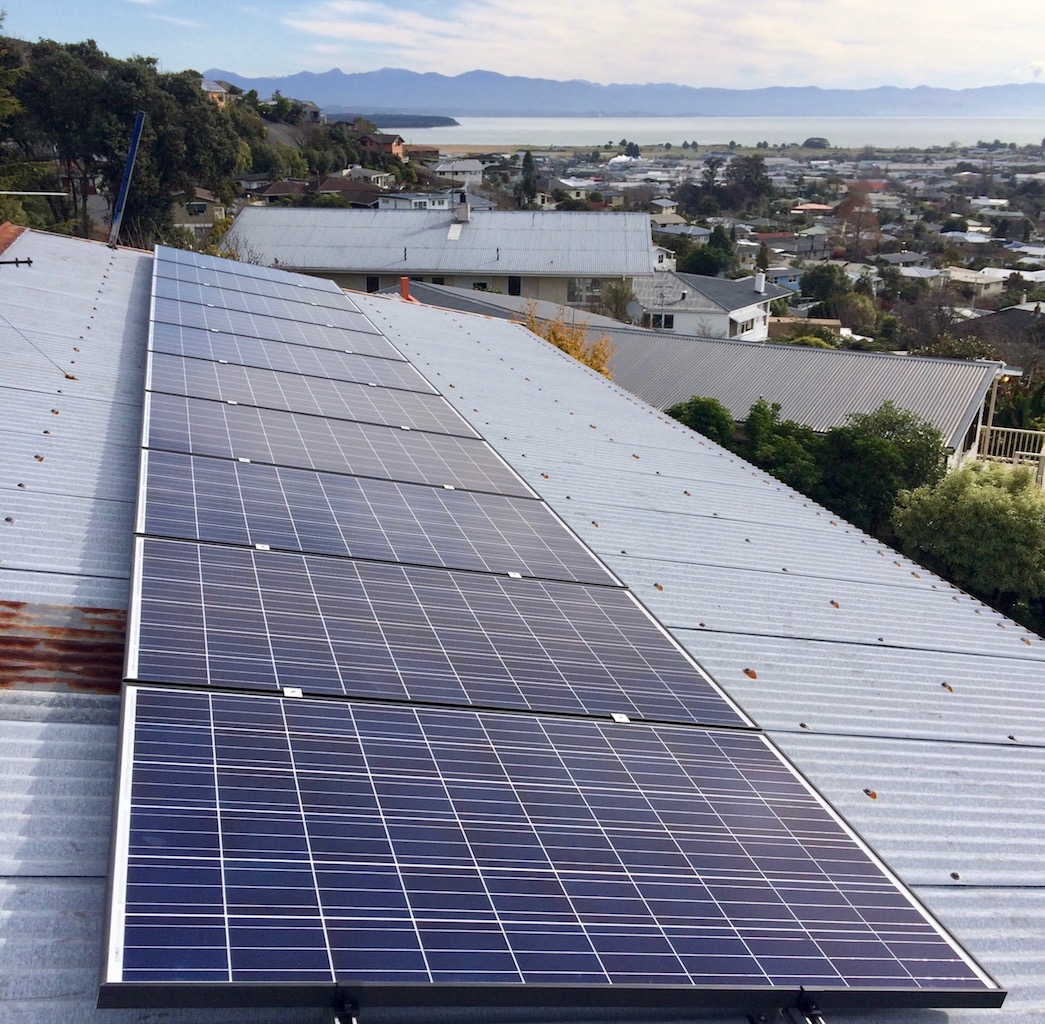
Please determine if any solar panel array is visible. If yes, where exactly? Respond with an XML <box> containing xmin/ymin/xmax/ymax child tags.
<box><xmin>103</xmin><ymin>247</ymin><xmax>1002</xmax><ymax>1014</ymax></box>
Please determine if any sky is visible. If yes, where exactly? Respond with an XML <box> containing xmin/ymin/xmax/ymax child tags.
<box><xmin>7</xmin><ymin>0</ymin><xmax>1045</xmax><ymax>91</ymax></box>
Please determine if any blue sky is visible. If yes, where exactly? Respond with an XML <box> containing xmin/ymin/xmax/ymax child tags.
<box><xmin>8</xmin><ymin>0</ymin><xmax>1045</xmax><ymax>90</ymax></box>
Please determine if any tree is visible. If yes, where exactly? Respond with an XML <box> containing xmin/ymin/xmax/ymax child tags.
<box><xmin>800</xmin><ymin>263</ymin><xmax>851</xmax><ymax>305</ymax></box>
<box><xmin>598</xmin><ymin>279</ymin><xmax>637</xmax><ymax>322</ymax></box>
<box><xmin>803</xmin><ymin>137</ymin><xmax>830</xmax><ymax>149</ymax></box>
<box><xmin>755</xmin><ymin>241</ymin><xmax>770</xmax><ymax>271</ymax></box>
<box><xmin>835</xmin><ymin>183</ymin><xmax>879</xmax><ymax>258</ymax></box>
<box><xmin>518</xmin><ymin>302</ymin><xmax>613</xmax><ymax>377</ymax></box>
<box><xmin>739</xmin><ymin>399</ymin><xmax>822</xmax><ymax>493</ymax></box>
<box><xmin>815</xmin><ymin>401</ymin><xmax>946</xmax><ymax>536</ymax></box>
<box><xmin>520</xmin><ymin>150</ymin><xmax>537</xmax><ymax>204</ymax></box>
<box><xmin>892</xmin><ymin>461</ymin><xmax>1045</xmax><ymax>631</ymax></box>
<box><xmin>666</xmin><ymin>396</ymin><xmax>736</xmax><ymax>448</ymax></box>
<box><xmin>10</xmin><ymin>40</ymin><xmax>239</xmax><ymax>243</ymax></box>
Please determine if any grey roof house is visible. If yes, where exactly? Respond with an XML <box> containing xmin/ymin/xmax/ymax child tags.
<box><xmin>224</xmin><ymin>204</ymin><xmax>656</xmax><ymax>308</ymax></box>
<box><xmin>1</xmin><ymin>225</ymin><xmax>1044</xmax><ymax>1023</ymax></box>
<box><xmin>629</xmin><ymin>270</ymin><xmax>791</xmax><ymax>340</ymax></box>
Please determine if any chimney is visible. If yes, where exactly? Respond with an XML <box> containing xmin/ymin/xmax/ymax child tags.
<box><xmin>754</xmin><ymin>271</ymin><xmax>766</xmax><ymax>294</ymax></box>
<box><xmin>400</xmin><ymin>276</ymin><xmax>411</xmax><ymax>301</ymax></box>
<box><xmin>455</xmin><ymin>193</ymin><xmax>470</xmax><ymax>223</ymax></box>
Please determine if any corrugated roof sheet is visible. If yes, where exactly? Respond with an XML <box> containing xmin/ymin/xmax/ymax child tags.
<box><xmin>604</xmin><ymin>333</ymin><xmax>1001</xmax><ymax>448</ymax></box>
<box><xmin>391</xmin><ymin>284</ymin><xmax>1000</xmax><ymax>450</ymax></box>
<box><xmin>3</xmin><ymin>240</ymin><xmax>1043</xmax><ymax>1021</ymax></box>
<box><xmin>224</xmin><ymin>206</ymin><xmax>656</xmax><ymax>277</ymax></box>
<box><xmin>355</xmin><ymin>291</ymin><xmax>1045</xmax><ymax>1021</ymax></box>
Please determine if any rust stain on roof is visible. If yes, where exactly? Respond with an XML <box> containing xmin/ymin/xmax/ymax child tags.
<box><xmin>0</xmin><ymin>600</ymin><xmax>125</xmax><ymax>693</ymax></box>
<box><xmin>0</xmin><ymin>222</ymin><xmax>26</xmax><ymax>257</ymax></box>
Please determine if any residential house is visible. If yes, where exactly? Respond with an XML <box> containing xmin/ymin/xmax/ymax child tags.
<box><xmin>223</xmin><ymin>203</ymin><xmax>657</xmax><ymax>305</ymax></box>
<box><xmin>357</xmin><ymin>132</ymin><xmax>405</xmax><ymax>160</ymax></box>
<box><xmin>170</xmin><ymin>187</ymin><xmax>225</xmax><ymax>240</ymax></box>
<box><xmin>765</xmin><ymin>265</ymin><xmax>803</xmax><ymax>292</ymax></box>
<box><xmin>345</xmin><ymin>165</ymin><xmax>396</xmax><ymax>189</ymax></box>
<box><xmin>877</xmin><ymin>250</ymin><xmax>931</xmax><ymax>268</ymax></box>
<box><xmin>429</xmin><ymin>159</ymin><xmax>485</xmax><ymax>190</ymax></box>
<box><xmin>943</xmin><ymin>266</ymin><xmax>1009</xmax><ymax>304</ymax></box>
<box><xmin>630</xmin><ymin>270</ymin><xmax>790</xmax><ymax>339</ymax></box>
<box><xmin>378</xmin><ymin>191</ymin><xmax>496</xmax><ymax>212</ymax></box>
<box><xmin>199</xmin><ymin>79</ymin><xmax>229</xmax><ymax>109</ymax></box>
<box><xmin>1</xmin><ymin>226</ymin><xmax>1043</xmax><ymax>1024</ymax></box>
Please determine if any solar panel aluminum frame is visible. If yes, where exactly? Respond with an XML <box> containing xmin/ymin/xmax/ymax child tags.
<box><xmin>99</xmin><ymin>685</ymin><xmax>1004</xmax><ymax>1016</ymax></box>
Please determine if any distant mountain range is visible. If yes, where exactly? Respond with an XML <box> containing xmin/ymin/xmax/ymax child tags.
<box><xmin>204</xmin><ymin>67</ymin><xmax>1045</xmax><ymax>118</ymax></box>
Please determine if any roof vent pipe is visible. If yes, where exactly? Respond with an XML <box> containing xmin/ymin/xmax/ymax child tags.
<box><xmin>754</xmin><ymin>271</ymin><xmax>766</xmax><ymax>294</ymax></box>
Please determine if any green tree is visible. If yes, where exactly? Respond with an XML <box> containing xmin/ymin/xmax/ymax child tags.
<box><xmin>599</xmin><ymin>278</ymin><xmax>637</xmax><ymax>321</ymax></box>
<box><xmin>666</xmin><ymin>396</ymin><xmax>736</xmax><ymax>448</ymax></box>
<box><xmin>800</xmin><ymin>263</ymin><xmax>851</xmax><ymax>305</ymax></box>
<box><xmin>10</xmin><ymin>40</ymin><xmax>239</xmax><ymax>242</ymax></box>
<box><xmin>893</xmin><ymin>461</ymin><xmax>1045</xmax><ymax>630</ymax></box>
<box><xmin>520</xmin><ymin>150</ymin><xmax>537</xmax><ymax>204</ymax></box>
<box><xmin>815</xmin><ymin>401</ymin><xmax>946</xmax><ymax>536</ymax></box>
<box><xmin>740</xmin><ymin>399</ymin><xmax>822</xmax><ymax>493</ymax></box>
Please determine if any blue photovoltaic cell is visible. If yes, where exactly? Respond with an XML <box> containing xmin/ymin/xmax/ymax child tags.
<box><xmin>154</xmin><ymin>245</ymin><xmax>343</xmax><ymax>295</ymax></box>
<box><xmin>104</xmin><ymin>248</ymin><xmax>1001</xmax><ymax>1015</ymax></box>
<box><xmin>129</xmin><ymin>537</ymin><xmax>744</xmax><ymax>727</ymax></box>
<box><xmin>152</xmin><ymin>295</ymin><xmax>379</xmax><ymax>345</ymax></box>
<box><xmin>147</xmin><ymin>352</ymin><xmax>476</xmax><ymax>436</ymax></box>
<box><xmin>153</xmin><ymin>276</ymin><xmax>380</xmax><ymax>332</ymax></box>
<box><xmin>149</xmin><ymin>322</ymin><xmax>426</xmax><ymax>387</ymax></box>
<box><xmin>139</xmin><ymin>451</ymin><xmax>615</xmax><ymax>585</ymax></box>
<box><xmin>153</xmin><ymin>259</ymin><xmax>349</xmax><ymax>307</ymax></box>
<box><xmin>143</xmin><ymin>393</ymin><xmax>528</xmax><ymax>495</ymax></box>
<box><xmin>107</xmin><ymin>686</ymin><xmax>993</xmax><ymax>996</ymax></box>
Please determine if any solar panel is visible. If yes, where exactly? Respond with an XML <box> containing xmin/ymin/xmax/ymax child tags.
<box><xmin>127</xmin><ymin>537</ymin><xmax>746</xmax><ymax>727</ymax></box>
<box><xmin>153</xmin><ymin>275</ymin><xmax>379</xmax><ymax>331</ymax></box>
<box><xmin>154</xmin><ymin>245</ymin><xmax>343</xmax><ymax>294</ymax></box>
<box><xmin>104</xmin><ymin>248</ymin><xmax>1004</xmax><ymax>1017</ymax></box>
<box><xmin>103</xmin><ymin>685</ymin><xmax>1000</xmax><ymax>1006</ymax></box>
<box><xmin>143</xmin><ymin>393</ymin><xmax>527</xmax><ymax>494</ymax></box>
<box><xmin>139</xmin><ymin>451</ymin><xmax>615</xmax><ymax>585</ymax></box>
<box><xmin>147</xmin><ymin>352</ymin><xmax>476</xmax><ymax>436</ymax></box>
<box><xmin>149</xmin><ymin>322</ymin><xmax>426</xmax><ymax>386</ymax></box>
<box><xmin>152</xmin><ymin>296</ymin><xmax>384</xmax><ymax>352</ymax></box>
<box><xmin>153</xmin><ymin>258</ymin><xmax>350</xmax><ymax>307</ymax></box>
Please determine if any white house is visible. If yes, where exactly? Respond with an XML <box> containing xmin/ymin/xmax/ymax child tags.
<box><xmin>630</xmin><ymin>270</ymin><xmax>789</xmax><ymax>339</ymax></box>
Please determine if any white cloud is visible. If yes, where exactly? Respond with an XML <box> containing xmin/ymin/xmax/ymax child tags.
<box><xmin>277</xmin><ymin>0</ymin><xmax>1045</xmax><ymax>88</ymax></box>
<box><xmin>154</xmin><ymin>13</ymin><xmax>203</xmax><ymax>28</ymax></box>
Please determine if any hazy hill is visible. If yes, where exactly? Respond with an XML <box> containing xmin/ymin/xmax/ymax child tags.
<box><xmin>205</xmin><ymin>67</ymin><xmax>1045</xmax><ymax>117</ymax></box>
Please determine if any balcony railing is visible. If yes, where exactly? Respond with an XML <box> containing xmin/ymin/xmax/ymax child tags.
<box><xmin>976</xmin><ymin>425</ymin><xmax>1045</xmax><ymax>484</ymax></box>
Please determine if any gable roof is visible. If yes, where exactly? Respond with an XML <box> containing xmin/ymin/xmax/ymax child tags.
<box><xmin>224</xmin><ymin>207</ymin><xmax>656</xmax><ymax>277</ymax></box>
<box><xmin>632</xmin><ymin>271</ymin><xmax>791</xmax><ymax>314</ymax></box>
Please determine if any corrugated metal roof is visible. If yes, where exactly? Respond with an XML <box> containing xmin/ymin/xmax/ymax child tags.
<box><xmin>2</xmin><ymin>242</ymin><xmax>1042</xmax><ymax>1021</ymax></box>
<box><xmin>0</xmin><ymin>230</ymin><xmax>149</xmax><ymax>612</ymax></box>
<box><xmin>225</xmin><ymin>206</ymin><xmax>656</xmax><ymax>277</ymax></box>
<box><xmin>390</xmin><ymin>283</ymin><xmax>1000</xmax><ymax>450</ymax></box>
<box><xmin>355</xmin><ymin>291</ymin><xmax>1045</xmax><ymax>1021</ymax></box>
<box><xmin>604</xmin><ymin>333</ymin><xmax>1001</xmax><ymax>448</ymax></box>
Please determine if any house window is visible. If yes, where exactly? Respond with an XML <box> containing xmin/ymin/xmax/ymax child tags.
<box><xmin>413</xmin><ymin>200</ymin><xmax>426</xmax><ymax>209</ymax></box>
<box><xmin>473</xmin><ymin>282</ymin><xmax>489</xmax><ymax>291</ymax></box>
<box><xmin>508</xmin><ymin>276</ymin><xmax>522</xmax><ymax>296</ymax></box>
<box><xmin>566</xmin><ymin>278</ymin><xmax>603</xmax><ymax>305</ymax></box>
<box><xmin>186</xmin><ymin>202</ymin><xmax>206</xmax><ymax>216</ymax></box>
<box><xmin>642</xmin><ymin>313</ymin><xmax>674</xmax><ymax>330</ymax></box>
<box><xmin>366</xmin><ymin>276</ymin><xmax>380</xmax><ymax>293</ymax></box>
<box><xmin>432</xmin><ymin>277</ymin><xmax>445</xmax><ymax>285</ymax></box>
